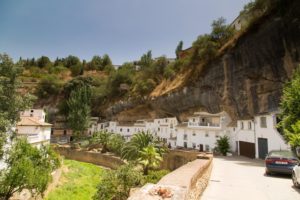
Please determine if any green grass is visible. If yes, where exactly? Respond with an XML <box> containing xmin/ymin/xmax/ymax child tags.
<box><xmin>45</xmin><ymin>159</ymin><xmax>104</xmax><ymax>200</ymax></box>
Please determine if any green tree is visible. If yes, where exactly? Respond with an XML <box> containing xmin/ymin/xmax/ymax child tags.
<box><xmin>215</xmin><ymin>135</ymin><xmax>230</xmax><ymax>156</ymax></box>
<box><xmin>122</xmin><ymin>132</ymin><xmax>156</xmax><ymax>161</ymax></box>
<box><xmin>91</xmin><ymin>131</ymin><xmax>111</xmax><ymax>153</ymax></box>
<box><xmin>175</xmin><ymin>40</ymin><xmax>183</xmax><ymax>59</ymax></box>
<box><xmin>279</xmin><ymin>67</ymin><xmax>300</xmax><ymax>148</ymax></box>
<box><xmin>36</xmin><ymin>56</ymin><xmax>51</xmax><ymax>68</ymax></box>
<box><xmin>64</xmin><ymin>55</ymin><xmax>81</xmax><ymax>68</ymax></box>
<box><xmin>0</xmin><ymin>138</ymin><xmax>60</xmax><ymax>200</ymax></box>
<box><xmin>138</xmin><ymin>145</ymin><xmax>163</xmax><ymax>175</ymax></box>
<box><xmin>93</xmin><ymin>163</ymin><xmax>142</xmax><ymax>200</ymax></box>
<box><xmin>108</xmin><ymin>134</ymin><xmax>125</xmax><ymax>156</ymax></box>
<box><xmin>35</xmin><ymin>75</ymin><xmax>63</xmax><ymax>98</ymax></box>
<box><xmin>70</xmin><ymin>63</ymin><xmax>83</xmax><ymax>76</ymax></box>
<box><xmin>0</xmin><ymin>54</ymin><xmax>35</xmax><ymax>156</ymax></box>
<box><xmin>88</xmin><ymin>55</ymin><xmax>103</xmax><ymax>70</ymax></box>
<box><xmin>102</xmin><ymin>54</ymin><xmax>112</xmax><ymax>68</ymax></box>
<box><xmin>139</xmin><ymin>51</ymin><xmax>153</xmax><ymax>69</ymax></box>
<box><xmin>210</xmin><ymin>17</ymin><xmax>234</xmax><ymax>45</ymax></box>
<box><xmin>67</xmin><ymin>86</ymin><xmax>91</xmax><ymax>136</ymax></box>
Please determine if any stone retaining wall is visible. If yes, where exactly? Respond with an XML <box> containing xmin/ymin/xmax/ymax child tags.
<box><xmin>128</xmin><ymin>154</ymin><xmax>213</xmax><ymax>200</ymax></box>
<box><xmin>54</xmin><ymin>147</ymin><xmax>124</xmax><ymax>169</ymax></box>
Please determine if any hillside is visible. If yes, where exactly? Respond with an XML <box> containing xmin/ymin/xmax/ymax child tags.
<box><xmin>109</xmin><ymin>0</ymin><xmax>300</xmax><ymax>122</ymax></box>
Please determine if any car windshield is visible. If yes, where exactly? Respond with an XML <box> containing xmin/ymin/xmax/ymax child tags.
<box><xmin>269</xmin><ymin>151</ymin><xmax>296</xmax><ymax>159</ymax></box>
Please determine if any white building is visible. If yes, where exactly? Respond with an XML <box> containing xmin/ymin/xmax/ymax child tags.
<box><xmin>176</xmin><ymin>112</ymin><xmax>231</xmax><ymax>152</ymax></box>
<box><xmin>231</xmin><ymin>112</ymin><xmax>289</xmax><ymax>159</ymax></box>
<box><xmin>17</xmin><ymin>109</ymin><xmax>52</xmax><ymax>148</ymax></box>
<box><xmin>93</xmin><ymin>117</ymin><xmax>178</xmax><ymax>146</ymax></box>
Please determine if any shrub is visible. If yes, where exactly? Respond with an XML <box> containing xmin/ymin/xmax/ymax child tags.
<box><xmin>143</xmin><ymin>170</ymin><xmax>170</xmax><ymax>184</ymax></box>
<box><xmin>93</xmin><ymin>164</ymin><xmax>143</xmax><ymax>200</ymax></box>
<box><xmin>215</xmin><ymin>135</ymin><xmax>230</xmax><ymax>156</ymax></box>
<box><xmin>108</xmin><ymin>134</ymin><xmax>125</xmax><ymax>156</ymax></box>
<box><xmin>35</xmin><ymin>75</ymin><xmax>63</xmax><ymax>98</ymax></box>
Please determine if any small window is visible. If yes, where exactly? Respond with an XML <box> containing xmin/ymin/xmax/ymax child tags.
<box><xmin>205</xmin><ymin>145</ymin><xmax>210</xmax><ymax>151</ymax></box>
<box><xmin>205</xmin><ymin>131</ymin><xmax>209</xmax><ymax>137</ymax></box>
<box><xmin>127</xmin><ymin>129</ymin><xmax>130</xmax><ymax>132</ymax></box>
<box><xmin>184</xmin><ymin>134</ymin><xmax>187</xmax><ymax>140</ymax></box>
<box><xmin>158</xmin><ymin>128</ymin><xmax>160</xmax><ymax>131</ymax></box>
<box><xmin>248</xmin><ymin>121</ymin><xmax>252</xmax><ymax>130</ymax></box>
<box><xmin>165</xmin><ymin>119</ymin><xmax>168</xmax><ymax>123</ymax></box>
<box><xmin>120</xmin><ymin>128</ymin><xmax>122</xmax><ymax>132</ymax></box>
<box><xmin>193</xmin><ymin>118</ymin><xmax>195</xmax><ymax>122</ymax></box>
<box><xmin>241</xmin><ymin>122</ymin><xmax>244</xmax><ymax>130</ymax></box>
<box><xmin>63</xmin><ymin>130</ymin><xmax>67</xmax><ymax>136</ymax></box>
<box><xmin>192</xmin><ymin>143</ymin><xmax>196</xmax><ymax>149</ymax></box>
<box><xmin>260</xmin><ymin>117</ymin><xmax>267</xmax><ymax>128</ymax></box>
<box><xmin>192</xmin><ymin>131</ymin><xmax>196</xmax><ymax>136</ymax></box>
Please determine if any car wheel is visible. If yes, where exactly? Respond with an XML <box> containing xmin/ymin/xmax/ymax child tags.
<box><xmin>265</xmin><ymin>169</ymin><xmax>271</xmax><ymax>176</ymax></box>
<box><xmin>292</xmin><ymin>172</ymin><xmax>299</xmax><ymax>188</ymax></box>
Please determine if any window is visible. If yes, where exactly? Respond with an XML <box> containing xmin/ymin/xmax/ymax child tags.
<box><xmin>205</xmin><ymin>131</ymin><xmax>209</xmax><ymax>137</ymax></box>
<box><xmin>192</xmin><ymin>143</ymin><xmax>196</xmax><ymax>149</ymax></box>
<box><xmin>205</xmin><ymin>145</ymin><xmax>210</xmax><ymax>151</ymax></box>
<box><xmin>241</xmin><ymin>122</ymin><xmax>244</xmax><ymax>130</ymax></box>
<box><xmin>215</xmin><ymin>132</ymin><xmax>219</xmax><ymax>138</ymax></box>
<box><xmin>193</xmin><ymin>118</ymin><xmax>195</xmax><ymax>122</ymax></box>
<box><xmin>248</xmin><ymin>121</ymin><xmax>252</xmax><ymax>130</ymax></box>
<box><xmin>192</xmin><ymin>131</ymin><xmax>196</xmax><ymax>136</ymax></box>
<box><xmin>127</xmin><ymin>129</ymin><xmax>130</xmax><ymax>132</ymax></box>
<box><xmin>184</xmin><ymin>134</ymin><xmax>187</xmax><ymax>140</ymax></box>
<box><xmin>184</xmin><ymin>142</ymin><xmax>187</xmax><ymax>148</ymax></box>
<box><xmin>165</xmin><ymin>119</ymin><xmax>168</xmax><ymax>123</ymax></box>
<box><xmin>120</xmin><ymin>128</ymin><xmax>122</xmax><ymax>132</ymax></box>
<box><xmin>51</xmin><ymin>129</ymin><xmax>53</xmax><ymax>135</ymax></box>
<box><xmin>63</xmin><ymin>130</ymin><xmax>67</xmax><ymax>136</ymax></box>
<box><xmin>158</xmin><ymin>128</ymin><xmax>160</xmax><ymax>131</ymax></box>
<box><xmin>260</xmin><ymin>117</ymin><xmax>267</xmax><ymax>128</ymax></box>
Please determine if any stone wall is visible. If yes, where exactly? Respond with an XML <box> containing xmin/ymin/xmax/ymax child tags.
<box><xmin>54</xmin><ymin>147</ymin><xmax>124</xmax><ymax>169</ymax></box>
<box><xmin>161</xmin><ymin>149</ymin><xmax>200</xmax><ymax>170</ymax></box>
<box><xmin>128</xmin><ymin>154</ymin><xmax>213</xmax><ymax>200</ymax></box>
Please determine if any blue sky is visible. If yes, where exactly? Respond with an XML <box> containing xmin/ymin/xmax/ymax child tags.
<box><xmin>0</xmin><ymin>0</ymin><xmax>250</xmax><ymax>65</ymax></box>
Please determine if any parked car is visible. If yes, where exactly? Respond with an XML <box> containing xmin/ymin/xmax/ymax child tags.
<box><xmin>265</xmin><ymin>150</ymin><xmax>299</xmax><ymax>175</ymax></box>
<box><xmin>292</xmin><ymin>164</ymin><xmax>300</xmax><ymax>188</ymax></box>
<box><xmin>292</xmin><ymin>147</ymin><xmax>300</xmax><ymax>188</ymax></box>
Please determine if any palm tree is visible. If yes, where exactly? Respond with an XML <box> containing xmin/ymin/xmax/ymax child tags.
<box><xmin>138</xmin><ymin>145</ymin><xmax>163</xmax><ymax>175</ymax></box>
<box><xmin>121</xmin><ymin>131</ymin><xmax>154</xmax><ymax>160</ymax></box>
<box><xmin>91</xmin><ymin>131</ymin><xmax>111</xmax><ymax>153</ymax></box>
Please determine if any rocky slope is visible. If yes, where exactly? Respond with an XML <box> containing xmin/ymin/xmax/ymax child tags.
<box><xmin>108</xmin><ymin>1</ymin><xmax>300</xmax><ymax>122</ymax></box>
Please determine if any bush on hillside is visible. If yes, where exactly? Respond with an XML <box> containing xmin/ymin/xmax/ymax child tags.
<box><xmin>35</xmin><ymin>75</ymin><xmax>63</xmax><ymax>98</ymax></box>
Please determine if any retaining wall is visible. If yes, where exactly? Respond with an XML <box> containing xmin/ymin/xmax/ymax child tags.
<box><xmin>54</xmin><ymin>147</ymin><xmax>124</xmax><ymax>169</ymax></box>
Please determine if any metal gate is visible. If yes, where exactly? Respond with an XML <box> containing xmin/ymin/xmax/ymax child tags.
<box><xmin>258</xmin><ymin>138</ymin><xmax>268</xmax><ymax>159</ymax></box>
<box><xmin>239</xmin><ymin>141</ymin><xmax>255</xmax><ymax>158</ymax></box>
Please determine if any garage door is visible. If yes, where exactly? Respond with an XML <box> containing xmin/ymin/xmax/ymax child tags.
<box><xmin>239</xmin><ymin>141</ymin><xmax>255</xmax><ymax>158</ymax></box>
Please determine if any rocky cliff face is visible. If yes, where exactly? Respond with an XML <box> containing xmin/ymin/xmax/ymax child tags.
<box><xmin>108</xmin><ymin>1</ymin><xmax>300</xmax><ymax>122</ymax></box>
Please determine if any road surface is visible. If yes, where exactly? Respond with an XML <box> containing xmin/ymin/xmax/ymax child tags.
<box><xmin>201</xmin><ymin>156</ymin><xmax>300</xmax><ymax>200</ymax></box>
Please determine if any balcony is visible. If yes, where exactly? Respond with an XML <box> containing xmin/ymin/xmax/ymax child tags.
<box><xmin>188</xmin><ymin>122</ymin><xmax>220</xmax><ymax>128</ymax></box>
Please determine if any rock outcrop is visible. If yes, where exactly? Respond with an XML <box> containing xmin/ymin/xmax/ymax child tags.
<box><xmin>107</xmin><ymin>1</ymin><xmax>300</xmax><ymax>122</ymax></box>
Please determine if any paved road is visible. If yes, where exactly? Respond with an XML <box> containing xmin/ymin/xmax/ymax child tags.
<box><xmin>201</xmin><ymin>156</ymin><xmax>300</xmax><ymax>200</ymax></box>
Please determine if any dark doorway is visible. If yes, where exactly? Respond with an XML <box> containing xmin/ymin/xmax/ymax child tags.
<box><xmin>239</xmin><ymin>141</ymin><xmax>255</xmax><ymax>158</ymax></box>
<box><xmin>258</xmin><ymin>138</ymin><xmax>268</xmax><ymax>159</ymax></box>
<box><xmin>199</xmin><ymin>144</ymin><xmax>204</xmax><ymax>152</ymax></box>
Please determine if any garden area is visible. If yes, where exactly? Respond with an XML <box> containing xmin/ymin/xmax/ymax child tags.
<box><xmin>45</xmin><ymin>159</ymin><xmax>103</xmax><ymax>200</ymax></box>
<box><xmin>50</xmin><ymin>132</ymin><xmax>170</xmax><ymax>200</ymax></box>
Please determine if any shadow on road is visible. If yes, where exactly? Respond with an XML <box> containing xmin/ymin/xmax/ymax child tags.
<box><xmin>215</xmin><ymin>156</ymin><xmax>265</xmax><ymax>167</ymax></box>
<box><xmin>264</xmin><ymin>173</ymin><xmax>291</xmax><ymax>180</ymax></box>
<box><xmin>292</xmin><ymin>186</ymin><xmax>300</xmax><ymax>194</ymax></box>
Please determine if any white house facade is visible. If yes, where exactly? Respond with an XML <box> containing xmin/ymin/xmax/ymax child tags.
<box><xmin>176</xmin><ymin>112</ymin><xmax>231</xmax><ymax>152</ymax></box>
<box><xmin>17</xmin><ymin>109</ymin><xmax>52</xmax><ymax>148</ymax></box>
<box><xmin>231</xmin><ymin>112</ymin><xmax>289</xmax><ymax>159</ymax></box>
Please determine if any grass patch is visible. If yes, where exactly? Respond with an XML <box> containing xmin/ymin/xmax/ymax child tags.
<box><xmin>45</xmin><ymin>159</ymin><xmax>104</xmax><ymax>200</ymax></box>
